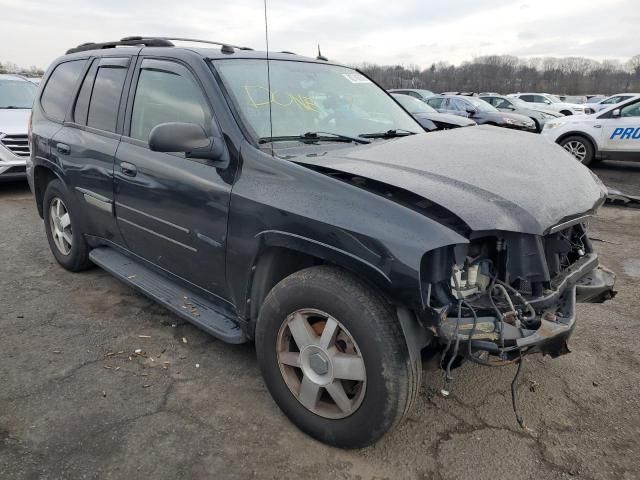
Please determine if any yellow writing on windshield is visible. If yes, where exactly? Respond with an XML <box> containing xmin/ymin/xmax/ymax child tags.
<box><xmin>244</xmin><ymin>85</ymin><xmax>319</xmax><ymax>112</ymax></box>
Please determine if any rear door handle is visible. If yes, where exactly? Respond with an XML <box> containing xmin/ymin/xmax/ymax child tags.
<box><xmin>56</xmin><ymin>143</ymin><xmax>70</xmax><ymax>155</ymax></box>
<box><xmin>120</xmin><ymin>162</ymin><xmax>137</xmax><ymax>177</ymax></box>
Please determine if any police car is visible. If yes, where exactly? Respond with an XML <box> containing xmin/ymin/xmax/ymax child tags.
<box><xmin>541</xmin><ymin>94</ymin><xmax>640</xmax><ymax>166</ymax></box>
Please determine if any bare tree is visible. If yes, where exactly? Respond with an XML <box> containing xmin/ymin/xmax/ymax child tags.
<box><xmin>358</xmin><ymin>54</ymin><xmax>640</xmax><ymax>95</ymax></box>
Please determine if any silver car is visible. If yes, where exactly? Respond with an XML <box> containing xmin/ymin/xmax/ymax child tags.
<box><xmin>0</xmin><ymin>74</ymin><xmax>36</xmax><ymax>181</ymax></box>
<box><xmin>585</xmin><ymin>93</ymin><xmax>640</xmax><ymax>114</ymax></box>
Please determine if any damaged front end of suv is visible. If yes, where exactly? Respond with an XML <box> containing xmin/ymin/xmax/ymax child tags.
<box><xmin>423</xmin><ymin>221</ymin><xmax>616</xmax><ymax>370</ymax></box>
<box><xmin>290</xmin><ymin>127</ymin><xmax>617</xmax><ymax>395</ymax></box>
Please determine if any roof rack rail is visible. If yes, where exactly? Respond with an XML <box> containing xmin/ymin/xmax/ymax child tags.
<box><xmin>66</xmin><ymin>37</ymin><xmax>174</xmax><ymax>54</ymax></box>
<box><xmin>147</xmin><ymin>37</ymin><xmax>254</xmax><ymax>51</ymax></box>
<box><xmin>66</xmin><ymin>36</ymin><xmax>254</xmax><ymax>55</ymax></box>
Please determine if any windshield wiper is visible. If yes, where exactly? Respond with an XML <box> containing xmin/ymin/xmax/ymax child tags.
<box><xmin>358</xmin><ymin>129</ymin><xmax>417</xmax><ymax>139</ymax></box>
<box><xmin>259</xmin><ymin>131</ymin><xmax>370</xmax><ymax>145</ymax></box>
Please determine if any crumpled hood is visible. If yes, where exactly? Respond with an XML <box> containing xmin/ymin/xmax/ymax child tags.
<box><xmin>0</xmin><ymin>109</ymin><xmax>31</xmax><ymax>135</ymax></box>
<box><xmin>290</xmin><ymin>126</ymin><xmax>607</xmax><ymax>235</ymax></box>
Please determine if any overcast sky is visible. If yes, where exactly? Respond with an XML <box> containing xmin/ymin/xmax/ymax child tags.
<box><xmin>1</xmin><ymin>0</ymin><xmax>638</xmax><ymax>69</ymax></box>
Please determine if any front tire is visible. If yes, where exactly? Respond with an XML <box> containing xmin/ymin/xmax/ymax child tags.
<box><xmin>559</xmin><ymin>135</ymin><xmax>595</xmax><ymax>166</ymax></box>
<box><xmin>43</xmin><ymin>179</ymin><xmax>92</xmax><ymax>271</ymax></box>
<box><xmin>255</xmin><ymin>266</ymin><xmax>421</xmax><ymax>448</ymax></box>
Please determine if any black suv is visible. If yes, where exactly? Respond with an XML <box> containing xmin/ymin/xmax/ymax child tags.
<box><xmin>28</xmin><ymin>37</ymin><xmax>615</xmax><ymax>448</ymax></box>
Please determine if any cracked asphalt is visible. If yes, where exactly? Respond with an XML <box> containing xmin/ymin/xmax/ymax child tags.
<box><xmin>1</xmin><ymin>165</ymin><xmax>640</xmax><ymax>479</ymax></box>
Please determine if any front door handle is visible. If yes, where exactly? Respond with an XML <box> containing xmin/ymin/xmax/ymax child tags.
<box><xmin>56</xmin><ymin>143</ymin><xmax>70</xmax><ymax>155</ymax></box>
<box><xmin>120</xmin><ymin>161</ymin><xmax>137</xmax><ymax>177</ymax></box>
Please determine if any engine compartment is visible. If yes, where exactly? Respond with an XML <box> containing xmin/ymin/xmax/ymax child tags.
<box><xmin>421</xmin><ymin>222</ymin><xmax>598</xmax><ymax>362</ymax></box>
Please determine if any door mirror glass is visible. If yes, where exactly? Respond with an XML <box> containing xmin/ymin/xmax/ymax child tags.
<box><xmin>149</xmin><ymin>122</ymin><xmax>225</xmax><ymax>161</ymax></box>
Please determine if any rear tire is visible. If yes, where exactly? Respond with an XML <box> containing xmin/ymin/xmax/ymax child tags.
<box><xmin>255</xmin><ymin>266</ymin><xmax>421</xmax><ymax>448</ymax></box>
<box><xmin>559</xmin><ymin>135</ymin><xmax>595</xmax><ymax>166</ymax></box>
<box><xmin>43</xmin><ymin>179</ymin><xmax>92</xmax><ymax>272</ymax></box>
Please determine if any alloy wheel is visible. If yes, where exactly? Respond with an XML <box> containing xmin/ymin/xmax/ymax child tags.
<box><xmin>563</xmin><ymin>140</ymin><xmax>587</xmax><ymax>162</ymax></box>
<box><xmin>49</xmin><ymin>197</ymin><xmax>73</xmax><ymax>256</ymax></box>
<box><xmin>276</xmin><ymin>308</ymin><xmax>367</xmax><ymax>419</ymax></box>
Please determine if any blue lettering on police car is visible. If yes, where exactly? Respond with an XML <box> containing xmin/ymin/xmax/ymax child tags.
<box><xmin>610</xmin><ymin>127</ymin><xmax>640</xmax><ymax>140</ymax></box>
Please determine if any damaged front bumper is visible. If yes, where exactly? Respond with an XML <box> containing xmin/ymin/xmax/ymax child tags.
<box><xmin>438</xmin><ymin>256</ymin><xmax>616</xmax><ymax>360</ymax></box>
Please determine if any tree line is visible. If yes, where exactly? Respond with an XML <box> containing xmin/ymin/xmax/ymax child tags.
<box><xmin>0</xmin><ymin>61</ymin><xmax>45</xmax><ymax>77</ymax></box>
<box><xmin>358</xmin><ymin>55</ymin><xmax>640</xmax><ymax>95</ymax></box>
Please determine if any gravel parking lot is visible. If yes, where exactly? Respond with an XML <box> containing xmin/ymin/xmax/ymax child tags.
<box><xmin>1</xmin><ymin>165</ymin><xmax>639</xmax><ymax>480</ymax></box>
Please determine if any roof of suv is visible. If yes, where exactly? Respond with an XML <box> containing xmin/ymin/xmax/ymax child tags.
<box><xmin>61</xmin><ymin>37</ymin><xmax>336</xmax><ymax>66</ymax></box>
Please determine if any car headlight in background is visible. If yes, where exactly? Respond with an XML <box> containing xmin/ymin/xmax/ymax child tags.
<box><xmin>544</xmin><ymin>120</ymin><xmax>563</xmax><ymax>130</ymax></box>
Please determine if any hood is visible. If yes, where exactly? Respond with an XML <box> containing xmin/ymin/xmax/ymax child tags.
<box><xmin>288</xmin><ymin>126</ymin><xmax>606</xmax><ymax>235</ymax></box>
<box><xmin>547</xmin><ymin>113</ymin><xmax>596</xmax><ymax>127</ymax></box>
<box><xmin>0</xmin><ymin>109</ymin><xmax>31</xmax><ymax>135</ymax></box>
<box><xmin>415</xmin><ymin>112</ymin><xmax>476</xmax><ymax>127</ymax></box>
<box><xmin>493</xmin><ymin>111</ymin><xmax>534</xmax><ymax>123</ymax></box>
<box><xmin>528</xmin><ymin>107</ymin><xmax>561</xmax><ymax>117</ymax></box>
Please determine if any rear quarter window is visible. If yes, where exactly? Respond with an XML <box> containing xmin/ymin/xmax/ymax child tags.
<box><xmin>40</xmin><ymin>60</ymin><xmax>86</xmax><ymax>122</ymax></box>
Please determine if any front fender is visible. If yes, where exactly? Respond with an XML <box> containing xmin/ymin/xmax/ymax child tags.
<box><xmin>226</xmin><ymin>144</ymin><xmax>468</xmax><ymax>317</ymax></box>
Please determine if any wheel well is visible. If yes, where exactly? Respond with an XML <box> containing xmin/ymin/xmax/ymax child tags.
<box><xmin>248</xmin><ymin>247</ymin><xmax>320</xmax><ymax>330</ymax></box>
<box><xmin>560</xmin><ymin>110</ymin><xmax>573</xmax><ymax>116</ymax></box>
<box><xmin>530</xmin><ymin>117</ymin><xmax>540</xmax><ymax>131</ymax></box>
<box><xmin>247</xmin><ymin>246</ymin><xmax>401</xmax><ymax>338</ymax></box>
<box><xmin>33</xmin><ymin>166</ymin><xmax>57</xmax><ymax>218</ymax></box>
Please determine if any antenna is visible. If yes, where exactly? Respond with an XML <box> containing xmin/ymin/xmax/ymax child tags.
<box><xmin>264</xmin><ymin>0</ymin><xmax>274</xmax><ymax>156</ymax></box>
<box><xmin>316</xmin><ymin>44</ymin><xmax>328</xmax><ymax>61</ymax></box>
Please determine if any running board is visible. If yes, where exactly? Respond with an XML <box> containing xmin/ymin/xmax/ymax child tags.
<box><xmin>89</xmin><ymin>247</ymin><xmax>247</xmax><ymax>344</ymax></box>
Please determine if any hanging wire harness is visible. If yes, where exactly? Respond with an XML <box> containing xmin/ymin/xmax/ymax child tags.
<box><xmin>432</xmin><ymin>223</ymin><xmax>607</xmax><ymax>429</ymax></box>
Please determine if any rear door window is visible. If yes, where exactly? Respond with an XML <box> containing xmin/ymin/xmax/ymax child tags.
<box><xmin>40</xmin><ymin>60</ymin><xmax>86</xmax><ymax>121</ymax></box>
<box><xmin>519</xmin><ymin>95</ymin><xmax>534</xmax><ymax>102</ymax></box>
<box><xmin>86</xmin><ymin>60</ymin><xmax>129</xmax><ymax>133</ymax></box>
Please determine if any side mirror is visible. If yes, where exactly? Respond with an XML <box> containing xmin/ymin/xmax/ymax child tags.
<box><xmin>612</xmin><ymin>108</ymin><xmax>621</xmax><ymax>118</ymax></box>
<box><xmin>149</xmin><ymin>121</ymin><xmax>226</xmax><ymax>162</ymax></box>
<box><xmin>465</xmin><ymin>107</ymin><xmax>477</xmax><ymax>116</ymax></box>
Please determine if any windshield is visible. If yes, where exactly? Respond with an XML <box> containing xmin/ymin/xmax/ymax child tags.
<box><xmin>212</xmin><ymin>59</ymin><xmax>421</xmax><ymax>140</ymax></box>
<box><xmin>465</xmin><ymin>97</ymin><xmax>498</xmax><ymax>113</ymax></box>
<box><xmin>0</xmin><ymin>79</ymin><xmax>37</xmax><ymax>109</ymax></box>
<box><xmin>392</xmin><ymin>94</ymin><xmax>437</xmax><ymax>114</ymax></box>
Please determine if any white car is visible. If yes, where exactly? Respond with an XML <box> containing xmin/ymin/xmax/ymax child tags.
<box><xmin>541</xmin><ymin>94</ymin><xmax>640</xmax><ymax>166</ymax></box>
<box><xmin>0</xmin><ymin>74</ymin><xmax>36</xmax><ymax>181</ymax></box>
<box><xmin>508</xmin><ymin>93</ymin><xmax>586</xmax><ymax>115</ymax></box>
<box><xmin>584</xmin><ymin>93</ymin><xmax>640</xmax><ymax>114</ymax></box>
